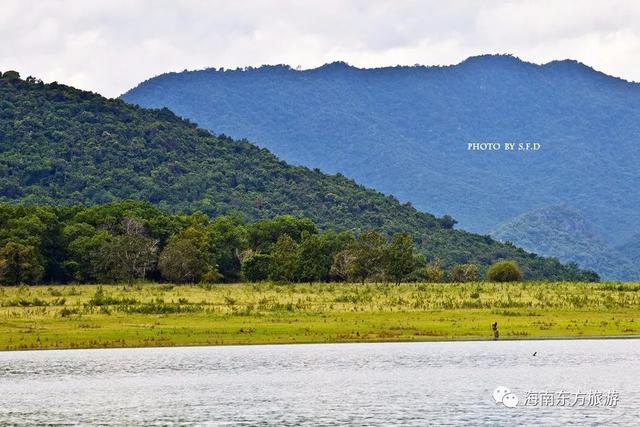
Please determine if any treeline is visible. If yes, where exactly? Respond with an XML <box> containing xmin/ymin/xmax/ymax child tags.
<box><xmin>0</xmin><ymin>201</ymin><xmax>551</xmax><ymax>285</ymax></box>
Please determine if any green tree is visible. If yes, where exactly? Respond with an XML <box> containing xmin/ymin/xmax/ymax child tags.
<box><xmin>247</xmin><ymin>216</ymin><xmax>317</xmax><ymax>252</ymax></box>
<box><xmin>65</xmin><ymin>225</ymin><xmax>111</xmax><ymax>282</ymax></box>
<box><xmin>347</xmin><ymin>230</ymin><xmax>386</xmax><ymax>285</ymax></box>
<box><xmin>440</xmin><ymin>215</ymin><xmax>457</xmax><ymax>229</ymax></box>
<box><xmin>418</xmin><ymin>260</ymin><xmax>444</xmax><ymax>283</ymax></box>
<box><xmin>158</xmin><ymin>237</ymin><xmax>217</xmax><ymax>283</ymax></box>
<box><xmin>1</xmin><ymin>70</ymin><xmax>20</xmax><ymax>80</ymax></box>
<box><xmin>241</xmin><ymin>252</ymin><xmax>271</xmax><ymax>282</ymax></box>
<box><xmin>268</xmin><ymin>234</ymin><xmax>299</xmax><ymax>283</ymax></box>
<box><xmin>0</xmin><ymin>242</ymin><xmax>44</xmax><ymax>284</ymax></box>
<box><xmin>486</xmin><ymin>260</ymin><xmax>523</xmax><ymax>282</ymax></box>
<box><xmin>208</xmin><ymin>216</ymin><xmax>248</xmax><ymax>282</ymax></box>
<box><xmin>448</xmin><ymin>263</ymin><xmax>480</xmax><ymax>282</ymax></box>
<box><xmin>298</xmin><ymin>232</ymin><xmax>331</xmax><ymax>283</ymax></box>
<box><xmin>385</xmin><ymin>233</ymin><xmax>415</xmax><ymax>285</ymax></box>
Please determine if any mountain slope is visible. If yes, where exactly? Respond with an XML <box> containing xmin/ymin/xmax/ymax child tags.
<box><xmin>617</xmin><ymin>235</ymin><xmax>640</xmax><ymax>267</ymax></box>
<box><xmin>491</xmin><ymin>205</ymin><xmax>638</xmax><ymax>281</ymax></box>
<box><xmin>0</xmin><ymin>71</ymin><xmax>595</xmax><ymax>280</ymax></box>
<box><xmin>121</xmin><ymin>54</ymin><xmax>640</xmax><ymax>250</ymax></box>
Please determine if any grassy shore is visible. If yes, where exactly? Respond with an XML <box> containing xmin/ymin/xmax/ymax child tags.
<box><xmin>0</xmin><ymin>282</ymin><xmax>639</xmax><ymax>350</ymax></box>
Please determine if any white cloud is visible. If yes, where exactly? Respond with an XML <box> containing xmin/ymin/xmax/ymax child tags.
<box><xmin>1</xmin><ymin>0</ymin><xmax>640</xmax><ymax>97</ymax></box>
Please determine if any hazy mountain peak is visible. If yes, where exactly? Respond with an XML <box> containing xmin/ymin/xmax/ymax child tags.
<box><xmin>457</xmin><ymin>53</ymin><xmax>527</xmax><ymax>67</ymax></box>
<box><xmin>317</xmin><ymin>61</ymin><xmax>353</xmax><ymax>69</ymax></box>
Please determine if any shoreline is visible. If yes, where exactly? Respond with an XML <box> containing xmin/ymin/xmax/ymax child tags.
<box><xmin>2</xmin><ymin>334</ymin><xmax>640</xmax><ymax>353</ymax></box>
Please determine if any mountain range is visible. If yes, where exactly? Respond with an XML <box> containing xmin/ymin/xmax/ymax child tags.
<box><xmin>0</xmin><ymin>70</ymin><xmax>595</xmax><ymax>280</ymax></box>
<box><xmin>121</xmin><ymin>55</ymin><xmax>640</xmax><ymax>279</ymax></box>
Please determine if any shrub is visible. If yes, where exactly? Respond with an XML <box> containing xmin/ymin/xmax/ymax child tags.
<box><xmin>87</xmin><ymin>287</ymin><xmax>137</xmax><ymax>306</ymax></box>
<box><xmin>122</xmin><ymin>299</ymin><xmax>200</xmax><ymax>314</ymax></box>
<box><xmin>60</xmin><ymin>307</ymin><xmax>80</xmax><ymax>317</ymax></box>
<box><xmin>486</xmin><ymin>260</ymin><xmax>523</xmax><ymax>282</ymax></box>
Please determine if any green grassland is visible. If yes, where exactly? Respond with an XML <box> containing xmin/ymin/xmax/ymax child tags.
<box><xmin>1</xmin><ymin>282</ymin><xmax>639</xmax><ymax>350</ymax></box>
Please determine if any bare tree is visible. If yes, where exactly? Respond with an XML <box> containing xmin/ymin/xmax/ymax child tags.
<box><xmin>94</xmin><ymin>218</ymin><xmax>159</xmax><ymax>286</ymax></box>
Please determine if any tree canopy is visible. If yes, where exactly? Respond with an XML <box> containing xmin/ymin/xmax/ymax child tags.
<box><xmin>0</xmin><ymin>201</ymin><xmax>599</xmax><ymax>285</ymax></box>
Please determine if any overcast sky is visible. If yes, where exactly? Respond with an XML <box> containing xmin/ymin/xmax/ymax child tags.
<box><xmin>2</xmin><ymin>0</ymin><xmax>640</xmax><ymax>97</ymax></box>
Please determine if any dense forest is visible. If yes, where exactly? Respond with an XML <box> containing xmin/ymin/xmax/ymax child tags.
<box><xmin>0</xmin><ymin>201</ymin><xmax>598</xmax><ymax>285</ymax></box>
<box><xmin>121</xmin><ymin>55</ymin><xmax>640</xmax><ymax>280</ymax></box>
<box><xmin>0</xmin><ymin>71</ymin><xmax>597</xmax><ymax>281</ymax></box>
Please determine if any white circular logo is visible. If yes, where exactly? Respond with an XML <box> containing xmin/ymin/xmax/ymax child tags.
<box><xmin>493</xmin><ymin>386</ymin><xmax>510</xmax><ymax>403</ymax></box>
<box><xmin>493</xmin><ymin>386</ymin><xmax>518</xmax><ymax>408</ymax></box>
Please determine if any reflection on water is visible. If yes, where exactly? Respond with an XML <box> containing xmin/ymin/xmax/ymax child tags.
<box><xmin>0</xmin><ymin>339</ymin><xmax>638</xmax><ymax>425</ymax></box>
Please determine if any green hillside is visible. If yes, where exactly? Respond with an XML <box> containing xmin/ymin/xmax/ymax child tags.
<box><xmin>0</xmin><ymin>71</ymin><xmax>596</xmax><ymax>280</ymax></box>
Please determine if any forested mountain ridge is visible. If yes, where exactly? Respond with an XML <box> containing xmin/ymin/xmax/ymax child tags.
<box><xmin>121</xmin><ymin>55</ymin><xmax>640</xmax><ymax>267</ymax></box>
<box><xmin>0</xmin><ymin>71</ymin><xmax>596</xmax><ymax>280</ymax></box>
<box><xmin>491</xmin><ymin>205</ymin><xmax>639</xmax><ymax>281</ymax></box>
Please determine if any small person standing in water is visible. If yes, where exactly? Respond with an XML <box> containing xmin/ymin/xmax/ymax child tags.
<box><xmin>491</xmin><ymin>322</ymin><xmax>499</xmax><ymax>340</ymax></box>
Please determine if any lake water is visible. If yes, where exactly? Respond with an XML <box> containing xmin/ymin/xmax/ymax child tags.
<box><xmin>0</xmin><ymin>339</ymin><xmax>638</xmax><ymax>425</ymax></box>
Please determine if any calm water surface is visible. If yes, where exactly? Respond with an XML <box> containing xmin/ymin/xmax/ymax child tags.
<box><xmin>0</xmin><ymin>339</ymin><xmax>638</xmax><ymax>426</ymax></box>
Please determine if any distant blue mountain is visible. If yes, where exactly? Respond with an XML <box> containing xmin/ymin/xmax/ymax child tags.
<box><xmin>491</xmin><ymin>205</ymin><xmax>639</xmax><ymax>281</ymax></box>
<box><xmin>121</xmin><ymin>55</ymin><xmax>640</xmax><ymax>277</ymax></box>
<box><xmin>617</xmin><ymin>234</ymin><xmax>640</xmax><ymax>267</ymax></box>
